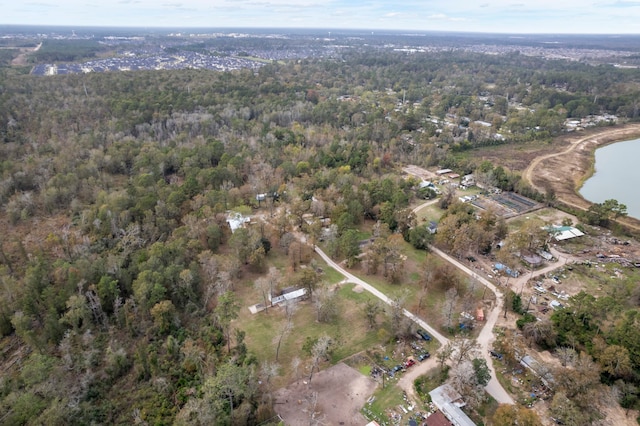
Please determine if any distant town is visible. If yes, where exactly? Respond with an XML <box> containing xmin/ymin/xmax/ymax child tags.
<box><xmin>2</xmin><ymin>26</ymin><xmax>640</xmax><ymax>77</ymax></box>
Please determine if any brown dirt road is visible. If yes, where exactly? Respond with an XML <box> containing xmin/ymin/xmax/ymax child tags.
<box><xmin>521</xmin><ymin>124</ymin><xmax>640</xmax><ymax>231</ymax></box>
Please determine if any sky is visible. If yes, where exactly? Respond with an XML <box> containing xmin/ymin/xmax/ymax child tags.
<box><xmin>2</xmin><ymin>0</ymin><xmax>640</xmax><ymax>34</ymax></box>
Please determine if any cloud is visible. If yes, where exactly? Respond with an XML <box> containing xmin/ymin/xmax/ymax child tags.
<box><xmin>24</xmin><ymin>1</ymin><xmax>57</xmax><ymax>7</ymax></box>
<box><xmin>606</xmin><ymin>0</ymin><xmax>640</xmax><ymax>6</ymax></box>
<box><xmin>237</xmin><ymin>0</ymin><xmax>328</xmax><ymax>6</ymax></box>
<box><xmin>2</xmin><ymin>0</ymin><xmax>640</xmax><ymax>34</ymax></box>
<box><xmin>427</xmin><ymin>13</ymin><xmax>468</xmax><ymax>22</ymax></box>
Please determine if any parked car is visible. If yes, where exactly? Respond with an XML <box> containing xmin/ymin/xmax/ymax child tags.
<box><xmin>418</xmin><ymin>352</ymin><xmax>430</xmax><ymax>361</ymax></box>
<box><xmin>490</xmin><ymin>350</ymin><xmax>503</xmax><ymax>360</ymax></box>
<box><xmin>404</xmin><ymin>358</ymin><xmax>416</xmax><ymax>368</ymax></box>
<box><xmin>416</xmin><ymin>329</ymin><xmax>432</xmax><ymax>341</ymax></box>
<box><xmin>549</xmin><ymin>300</ymin><xmax>564</xmax><ymax>310</ymax></box>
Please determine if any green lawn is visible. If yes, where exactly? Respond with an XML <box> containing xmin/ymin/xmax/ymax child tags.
<box><xmin>338</xmin><ymin>283</ymin><xmax>378</xmax><ymax>304</ymax></box>
<box><xmin>320</xmin><ymin>264</ymin><xmax>345</xmax><ymax>285</ymax></box>
<box><xmin>363</xmin><ymin>382</ymin><xmax>405</xmax><ymax>423</ymax></box>
<box><xmin>265</xmin><ymin>249</ymin><xmax>292</xmax><ymax>270</ymax></box>
<box><xmin>414</xmin><ymin>366</ymin><xmax>449</xmax><ymax>400</ymax></box>
<box><xmin>238</xmin><ymin>277</ymin><xmax>391</xmax><ymax>387</ymax></box>
<box><xmin>343</xmin><ymin>247</ymin><xmax>484</xmax><ymax>339</ymax></box>
<box><xmin>359</xmin><ymin>364</ymin><xmax>372</xmax><ymax>376</ymax></box>
<box><xmin>404</xmin><ymin>242</ymin><xmax>430</xmax><ymax>265</ymax></box>
<box><xmin>413</xmin><ymin>203</ymin><xmax>445</xmax><ymax>225</ymax></box>
<box><xmin>237</xmin><ymin>223</ymin><xmax>487</xmax><ymax>390</ymax></box>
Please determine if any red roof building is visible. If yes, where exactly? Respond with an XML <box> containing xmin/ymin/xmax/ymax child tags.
<box><xmin>426</xmin><ymin>410</ymin><xmax>454</xmax><ymax>426</ymax></box>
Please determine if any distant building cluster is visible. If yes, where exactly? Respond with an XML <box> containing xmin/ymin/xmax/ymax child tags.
<box><xmin>32</xmin><ymin>49</ymin><xmax>266</xmax><ymax>75</ymax></box>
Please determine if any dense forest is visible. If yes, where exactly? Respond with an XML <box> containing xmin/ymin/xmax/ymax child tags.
<box><xmin>1</xmin><ymin>46</ymin><xmax>640</xmax><ymax>424</ymax></box>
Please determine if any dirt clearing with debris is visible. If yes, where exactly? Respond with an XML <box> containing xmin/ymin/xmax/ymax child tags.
<box><xmin>274</xmin><ymin>362</ymin><xmax>378</xmax><ymax>425</ymax></box>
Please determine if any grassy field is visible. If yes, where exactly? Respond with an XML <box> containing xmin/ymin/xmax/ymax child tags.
<box><xmin>414</xmin><ymin>202</ymin><xmax>445</xmax><ymax>225</ymax></box>
<box><xmin>344</xmin><ymin>244</ymin><xmax>492</xmax><ymax>339</ymax></box>
<box><xmin>414</xmin><ymin>366</ymin><xmax>449</xmax><ymax>401</ymax></box>
<box><xmin>322</xmin><ymin>264</ymin><xmax>346</xmax><ymax>285</ymax></box>
<box><xmin>363</xmin><ymin>383</ymin><xmax>405</xmax><ymax>422</ymax></box>
<box><xmin>236</xmin><ymin>220</ymin><xmax>494</xmax><ymax>393</ymax></box>
<box><xmin>237</xmin><ymin>269</ymin><xmax>389</xmax><ymax>388</ymax></box>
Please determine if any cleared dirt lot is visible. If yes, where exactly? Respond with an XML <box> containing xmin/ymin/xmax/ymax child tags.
<box><xmin>274</xmin><ymin>362</ymin><xmax>378</xmax><ymax>425</ymax></box>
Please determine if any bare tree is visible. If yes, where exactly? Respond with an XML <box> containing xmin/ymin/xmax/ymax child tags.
<box><xmin>387</xmin><ymin>291</ymin><xmax>413</xmax><ymax>338</ymax></box>
<box><xmin>450</xmin><ymin>360</ymin><xmax>487</xmax><ymax>408</ymax></box>
<box><xmin>198</xmin><ymin>251</ymin><xmax>219</xmax><ymax>306</ymax></box>
<box><xmin>437</xmin><ymin>342</ymin><xmax>454</xmax><ymax>371</ymax></box>
<box><xmin>522</xmin><ymin>319</ymin><xmax>556</xmax><ymax>348</ymax></box>
<box><xmin>273</xmin><ymin>300</ymin><xmax>297</xmax><ymax>362</ymax></box>
<box><xmin>438</xmin><ymin>183</ymin><xmax>457</xmax><ymax>209</ymax></box>
<box><xmin>85</xmin><ymin>287</ymin><xmax>107</xmax><ymax>330</ymax></box>
<box><xmin>314</xmin><ymin>287</ymin><xmax>339</xmax><ymax>324</ymax></box>
<box><xmin>308</xmin><ymin>334</ymin><xmax>332</xmax><ymax>382</ymax></box>
<box><xmin>556</xmin><ymin>346</ymin><xmax>577</xmax><ymax>368</ymax></box>
<box><xmin>254</xmin><ymin>276</ymin><xmax>271</xmax><ymax>312</ymax></box>
<box><xmin>254</xmin><ymin>267</ymin><xmax>282</xmax><ymax>313</ymax></box>
<box><xmin>291</xmin><ymin>356</ymin><xmax>301</xmax><ymax>381</ymax></box>
<box><xmin>475</xmin><ymin>170</ymin><xmax>496</xmax><ymax>193</ymax></box>
<box><xmin>303</xmin><ymin>392</ymin><xmax>327</xmax><ymax>426</ymax></box>
<box><xmin>442</xmin><ymin>287</ymin><xmax>459</xmax><ymax>329</ymax></box>
<box><xmin>260</xmin><ymin>361</ymin><xmax>280</xmax><ymax>390</ymax></box>
<box><xmin>451</xmin><ymin>338</ymin><xmax>481</xmax><ymax>366</ymax></box>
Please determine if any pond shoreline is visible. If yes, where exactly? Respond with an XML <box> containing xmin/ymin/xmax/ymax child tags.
<box><xmin>523</xmin><ymin>123</ymin><xmax>640</xmax><ymax>232</ymax></box>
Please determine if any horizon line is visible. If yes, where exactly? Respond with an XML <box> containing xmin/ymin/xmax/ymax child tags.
<box><xmin>1</xmin><ymin>23</ymin><xmax>639</xmax><ymax>37</ymax></box>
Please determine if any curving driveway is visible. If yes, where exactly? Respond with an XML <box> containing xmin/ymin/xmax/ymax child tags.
<box><xmin>314</xmin><ymin>245</ymin><xmax>515</xmax><ymax>405</ymax></box>
<box><xmin>429</xmin><ymin>246</ymin><xmax>514</xmax><ymax>404</ymax></box>
<box><xmin>412</xmin><ymin>197</ymin><xmax>514</xmax><ymax>403</ymax></box>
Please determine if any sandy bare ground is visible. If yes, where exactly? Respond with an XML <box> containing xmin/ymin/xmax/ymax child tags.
<box><xmin>521</xmin><ymin>124</ymin><xmax>640</xmax><ymax>231</ymax></box>
<box><xmin>274</xmin><ymin>362</ymin><xmax>378</xmax><ymax>426</ymax></box>
<box><xmin>10</xmin><ymin>42</ymin><xmax>41</xmax><ymax>66</ymax></box>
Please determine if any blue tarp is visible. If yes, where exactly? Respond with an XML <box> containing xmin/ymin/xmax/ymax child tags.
<box><xmin>494</xmin><ymin>263</ymin><xmax>519</xmax><ymax>277</ymax></box>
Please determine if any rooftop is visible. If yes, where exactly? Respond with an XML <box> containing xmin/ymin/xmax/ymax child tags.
<box><xmin>429</xmin><ymin>384</ymin><xmax>476</xmax><ymax>426</ymax></box>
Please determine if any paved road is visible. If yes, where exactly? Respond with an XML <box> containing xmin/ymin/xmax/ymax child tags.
<box><xmin>429</xmin><ymin>247</ymin><xmax>514</xmax><ymax>405</ymax></box>
<box><xmin>315</xmin><ymin>246</ymin><xmax>448</xmax><ymax>345</ymax></box>
<box><xmin>314</xmin><ymin>245</ymin><xmax>514</xmax><ymax>404</ymax></box>
<box><xmin>412</xmin><ymin>197</ymin><xmax>515</xmax><ymax>403</ymax></box>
